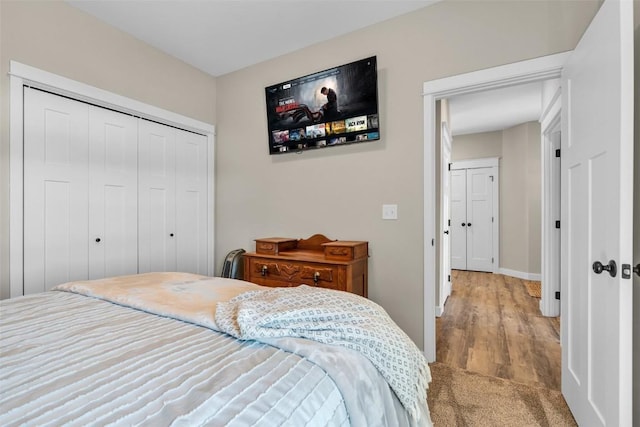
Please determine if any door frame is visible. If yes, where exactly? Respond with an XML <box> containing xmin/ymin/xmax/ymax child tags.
<box><xmin>9</xmin><ymin>61</ymin><xmax>216</xmax><ymax>298</ymax></box>
<box><xmin>540</xmin><ymin>85</ymin><xmax>562</xmax><ymax>317</ymax></box>
<box><xmin>422</xmin><ymin>51</ymin><xmax>570</xmax><ymax>361</ymax></box>
<box><xmin>437</xmin><ymin>121</ymin><xmax>452</xmax><ymax>316</ymax></box>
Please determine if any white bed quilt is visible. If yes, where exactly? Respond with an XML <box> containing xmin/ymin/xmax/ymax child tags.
<box><xmin>0</xmin><ymin>273</ymin><xmax>432</xmax><ymax>426</ymax></box>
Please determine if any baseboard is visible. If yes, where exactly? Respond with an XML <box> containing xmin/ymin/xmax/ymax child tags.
<box><xmin>498</xmin><ymin>268</ymin><xmax>541</xmax><ymax>281</ymax></box>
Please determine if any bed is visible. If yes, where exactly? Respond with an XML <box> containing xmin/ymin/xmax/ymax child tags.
<box><xmin>0</xmin><ymin>272</ymin><xmax>432</xmax><ymax>426</ymax></box>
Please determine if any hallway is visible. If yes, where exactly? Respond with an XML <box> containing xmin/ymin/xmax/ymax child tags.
<box><xmin>436</xmin><ymin>270</ymin><xmax>561</xmax><ymax>390</ymax></box>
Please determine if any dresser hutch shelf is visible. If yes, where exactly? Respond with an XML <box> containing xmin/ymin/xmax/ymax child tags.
<box><xmin>243</xmin><ymin>234</ymin><xmax>368</xmax><ymax>297</ymax></box>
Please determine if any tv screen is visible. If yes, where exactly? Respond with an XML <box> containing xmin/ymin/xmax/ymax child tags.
<box><xmin>265</xmin><ymin>56</ymin><xmax>379</xmax><ymax>155</ymax></box>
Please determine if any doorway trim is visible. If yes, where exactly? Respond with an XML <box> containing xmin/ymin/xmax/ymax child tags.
<box><xmin>540</xmin><ymin>86</ymin><xmax>562</xmax><ymax>317</ymax></box>
<box><xmin>422</xmin><ymin>51</ymin><xmax>570</xmax><ymax>361</ymax></box>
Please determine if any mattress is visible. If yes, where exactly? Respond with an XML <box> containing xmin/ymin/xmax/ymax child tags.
<box><xmin>0</xmin><ymin>273</ymin><xmax>431</xmax><ymax>426</ymax></box>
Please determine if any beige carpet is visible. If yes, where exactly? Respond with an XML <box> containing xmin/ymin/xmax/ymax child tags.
<box><xmin>427</xmin><ymin>363</ymin><xmax>576</xmax><ymax>426</ymax></box>
<box><xmin>525</xmin><ymin>280</ymin><xmax>542</xmax><ymax>298</ymax></box>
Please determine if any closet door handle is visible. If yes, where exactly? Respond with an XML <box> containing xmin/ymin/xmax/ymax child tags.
<box><xmin>467</xmin><ymin>223</ymin><xmax>472</xmax><ymax>227</ymax></box>
<box><xmin>444</xmin><ymin>230</ymin><xmax>449</xmax><ymax>235</ymax></box>
<box><xmin>170</xmin><ymin>233</ymin><xmax>174</xmax><ymax>237</ymax></box>
<box><xmin>461</xmin><ymin>223</ymin><xmax>466</xmax><ymax>227</ymax></box>
<box><xmin>95</xmin><ymin>237</ymin><xmax>101</xmax><ymax>243</ymax></box>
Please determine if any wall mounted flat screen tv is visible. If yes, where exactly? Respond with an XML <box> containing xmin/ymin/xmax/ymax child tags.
<box><xmin>265</xmin><ymin>56</ymin><xmax>379</xmax><ymax>155</ymax></box>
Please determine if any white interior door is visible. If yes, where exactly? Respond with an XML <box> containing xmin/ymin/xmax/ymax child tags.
<box><xmin>138</xmin><ymin>120</ymin><xmax>177</xmax><ymax>273</ymax></box>
<box><xmin>23</xmin><ymin>88</ymin><xmax>89</xmax><ymax>294</ymax></box>
<box><xmin>439</xmin><ymin>124</ymin><xmax>452</xmax><ymax>309</ymax></box>
<box><xmin>561</xmin><ymin>0</ymin><xmax>633</xmax><ymax>425</ymax></box>
<box><xmin>175</xmin><ymin>129</ymin><xmax>208</xmax><ymax>275</ymax></box>
<box><xmin>450</xmin><ymin>169</ymin><xmax>467</xmax><ymax>270</ymax></box>
<box><xmin>466</xmin><ymin>167</ymin><xmax>494</xmax><ymax>272</ymax></box>
<box><xmin>88</xmin><ymin>107</ymin><xmax>138</xmax><ymax>279</ymax></box>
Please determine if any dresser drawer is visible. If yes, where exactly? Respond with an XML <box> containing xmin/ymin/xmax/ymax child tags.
<box><xmin>247</xmin><ymin>257</ymin><xmax>345</xmax><ymax>291</ymax></box>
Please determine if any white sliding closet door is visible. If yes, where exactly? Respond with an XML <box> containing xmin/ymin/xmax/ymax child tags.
<box><xmin>175</xmin><ymin>131</ymin><xmax>209</xmax><ymax>275</ymax></box>
<box><xmin>138</xmin><ymin>120</ymin><xmax>177</xmax><ymax>273</ymax></box>
<box><xmin>88</xmin><ymin>107</ymin><xmax>138</xmax><ymax>279</ymax></box>
<box><xmin>24</xmin><ymin>88</ymin><xmax>90</xmax><ymax>294</ymax></box>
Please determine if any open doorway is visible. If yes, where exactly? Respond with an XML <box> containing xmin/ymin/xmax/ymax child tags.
<box><xmin>422</xmin><ymin>52</ymin><xmax>570</xmax><ymax>363</ymax></box>
<box><xmin>433</xmin><ymin>79</ymin><xmax>562</xmax><ymax>389</ymax></box>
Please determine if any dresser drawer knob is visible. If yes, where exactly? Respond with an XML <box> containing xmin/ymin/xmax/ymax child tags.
<box><xmin>261</xmin><ymin>265</ymin><xmax>268</xmax><ymax>276</ymax></box>
<box><xmin>313</xmin><ymin>271</ymin><xmax>320</xmax><ymax>285</ymax></box>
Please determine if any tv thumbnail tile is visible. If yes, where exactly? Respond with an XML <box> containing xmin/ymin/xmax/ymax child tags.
<box><xmin>331</xmin><ymin>120</ymin><xmax>346</xmax><ymax>134</ymax></box>
<box><xmin>345</xmin><ymin>115</ymin><xmax>367</xmax><ymax>132</ymax></box>
<box><xmin>289</xmin><ymin>128</ymin><xmax>306</xmax><ymax>141</ymax></box>
<box><xmin>367</xmin><ymin>114</ymin><xmax>379</xmax><ymax>129</ymax></box>
<box><xmin>306</xmin><ymin>123</ymin><xmax>326</xmax><ymax>138</ymax></box>
<box><xmin>272</xmin><ymin>130</ymin><xmax>290</xmax><ymax>143</ymax></box>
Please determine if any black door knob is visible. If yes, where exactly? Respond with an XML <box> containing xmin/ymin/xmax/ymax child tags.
<box><xmin>444</xmin><ymin>230</ymin><xmax>449</xmax><ymax>235</ymax></box>
<box><xmin>95</xmin><ymin>238</ymin><xmax>101</xmax><ymax>243</ymax></box>
<box><xmin>592</xmin><ymin>260</ymin><xmax>617</xmax><ymax>277</ymax></box>
<box><xmin>461</xmin><ymin>223</ymin><xmax>466</xmax><ymax>227</ymax></box>
<box><xmin>633</xmin><ymin>264</ymin><xmax>640</xmax><ymax>277</ymax></box>
<box><xmin>467</xmin><ymin>223</ymin><xmax>472</xmax><ymax>227</ymax></box>
<box><xmin>170</xmin><ymin>233</ymin><xmax>174</xmax><ymax>237</ymax></box>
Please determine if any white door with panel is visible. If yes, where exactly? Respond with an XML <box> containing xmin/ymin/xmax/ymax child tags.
<box><xmin>439</xmin><ymin>124</ymin><xmax>452</xmax><ymax>310</ymax></box>
<box><xmin>88</xmin><ymin>106</ymin><xmax>139</xmax><ymax>280</ymax></box>
<box><xmin>450</xmin><ymin>165</ymin><xmax>496</xmax><ymax>272</ymax></box>
<box><xmin>23</xmin><ymin>89</ymin><xmax>90</xmax><ymax>294</ymax></box>
<box><xmin>138</xmin><ymin>120</ymin><xmax>209</xmax><ymax>275</ymax></box>
<box><xmin>23</xmin><ymin>88</ymin><xmax>210</xmax><ymax>295</ymax></box>
<box><xmin>561</xmin><ymin>0</ymin><xmax>633</xmax><ymax>425</ymax></box>
<box><xmin>24</xmin><ymin>89</ymin><xmax>139</xmax><ymax>293</ymax></box>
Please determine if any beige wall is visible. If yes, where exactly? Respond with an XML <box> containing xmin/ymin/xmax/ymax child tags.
<box><xmin>0</xmin><ymin>1</ymin><xmax>218</xmax><ymax>299</ymax></box>
<box><xmin>452</xmin><ymin>123</ymin><xmax>541</xmax><ymax>276</ymax></box>
<box><xmin>452</xmin><ymin>130</ymin><xmax>503</xmax><ymax>161</ymax></box>
<box><xmin>215</xmin><ymin>0</ymin><xmax>599</xmax><ymax>347</ymax></box>
<box><xmin>502</xmin><ymin>122</ymin><xmax>541</xmax><ymax>275</ymax></box>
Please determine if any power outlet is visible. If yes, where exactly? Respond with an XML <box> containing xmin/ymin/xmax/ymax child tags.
<box><xmin>382</xmin><ymin>204</ymin><xmax>398</xmax><ymax>220</ymax></box>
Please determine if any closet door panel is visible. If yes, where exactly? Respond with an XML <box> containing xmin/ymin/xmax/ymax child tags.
<box><xmin>88</xmin><ymin>107</ymin><xmax>138</xmax><ymax>279</ymax></box>
<box><xmin>138</xmin><ymin>120</ymin><xmax>177</xmax><ymax>273</ymax></box>
<box><xmin>466</xmin><ymin>167</ymin><xmax>494</xmax><ymax>272</ymax></box>
<box><xmin>450</xmin><ymin>170</ymin><xmax>467</xmax><ymax>270</ymax></box>
<box><xmin>175</xmin><ymin>131</ymin><xmax>208</xmax><ymax>275</ymax></box>
<box><xmin>24</xmin><ymin>88</ymin><xmax>89</xmax><ymax>294</ymax></box>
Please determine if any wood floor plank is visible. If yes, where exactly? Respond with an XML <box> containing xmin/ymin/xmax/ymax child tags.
<box><xmin>436</xmin><ymin>270</ymin><xmax>561</xmax><ymax>390</ymax></box>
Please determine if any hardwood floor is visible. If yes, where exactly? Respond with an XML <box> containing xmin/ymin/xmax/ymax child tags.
<box><xmin>436</xmin><ymin>270</ymin><xmax>561</xmax><ymax>390</ymax></box>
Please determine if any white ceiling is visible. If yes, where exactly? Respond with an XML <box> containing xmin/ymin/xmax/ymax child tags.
<box><xmin>67</xmin><ymin>0</ymin><xmax>439</xmax><ymax>77</ymax></box>
<box><xmin>448</xmin><ymin>82</ymin><xmax>543</xmax><ymax>136</ymax></box>
<box><xmin>66</xmin><ymin>0</ymin><xmax>541</xmax><ymax>136</ymax></box>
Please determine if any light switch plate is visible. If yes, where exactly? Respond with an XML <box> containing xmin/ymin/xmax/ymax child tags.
<box><xmin>382</xmin><ymin>204</ymin><xmax>398</xmax><ymax>220</ymax></box>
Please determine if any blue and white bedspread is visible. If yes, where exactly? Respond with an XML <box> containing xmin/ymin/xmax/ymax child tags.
<box><xmin>0</xmin><ymin>273</ymin><xmax>432</xmax><ymax>426</ymax></box>
<box><xmin>215</xmin><ymin>285</ymin><xmax>431</xmax><ymax>420</ymax></box>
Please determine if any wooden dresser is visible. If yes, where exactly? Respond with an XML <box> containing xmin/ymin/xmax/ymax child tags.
<box><xmin>243</xmin><ymin>234</ymin><xmax>368</xmax><ymax>297</ymax></box>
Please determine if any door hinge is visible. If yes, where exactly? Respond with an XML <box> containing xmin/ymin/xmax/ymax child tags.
<box><xmin>489</xmin><ymin>175</ymin><xmax>494</xmax><ymax>182</ymax></box>
<box><xmin>448</xmin><ymin>219</ymin><xmax>451</xmax><ymax>226</ymax></box>
<box><xmin>491</xmin><ymin>257</ymin><xmax>494</xmax><ymax>263</ymax></box>
<box><xmin>448</xmin><ymin>275</ymin><xmax>451</xmax><ymax>282</ymax></box>
<box><xmin>555</xmin><ymin>220</ymin><xmax>560</xmax><ymax>229</ymax></box>
<box><xmin>492</xmin><ymin>216</ymin><xmax>494</xmax><ymax>223</ymax></box>
<box><xmin>555</xmin><ymin>149</ymin><xmax>561</xmax><ymax>158</ymax></box>
<box><xmin>448</xmin><ymin>163</ymin><xmax>451</xmax><ymax>171</ymax></box>
<box><xmin>432</xmin><ymin>238</ymin><xmax>435</xmax><ymax>246</ymax></box>
<box><xmin>555</xmin><ymin>291</ymin><xmax>561</xmax><ymax>300</ymax></box>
